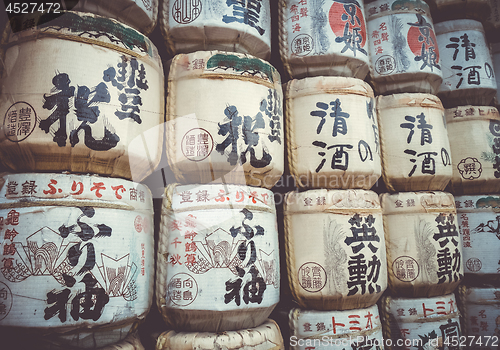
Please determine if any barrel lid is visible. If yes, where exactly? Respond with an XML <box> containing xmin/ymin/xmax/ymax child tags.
<box><xmin>466</xmin><ymin>287</ymin><xmax>500</xmax><ymax>304</ymax></box>
<box><xmin>455</xmin><ymin>195</ymin><xmax>500</xmax><ymax>212</ymax></box>
<box><xmin>0</xmin><ymin>173</ymin><xmax>152</xmax><ymax>211</ymax></box>
<box><xmin>435</xmin><ymin>19</ymin><xmax>485</xmax><ymax>36</ymax></box>
<box><xmin>284</xmin><ymin>189</ymin><xmax>381</xmax><ymax>214</ymax></box>
<box><xmin>376</xmin><ymin>93</ymin><xmax>443</xmax><ymax>111</ymax></box>
<box><xmin>365</xmin><ymin>0</ymin><xmax>431</xmax><ymax>20</ymax></box>
<box><xmin>6</xmin><ymin>11</ymin><xmax>159</xmax><ymax>61</ymax></box>
<box><xmin>164</xmin><ymin>183</ymin><xmax>276</xmax><ymax>213</ymax></box>
<box><xmin>381</xmin><ymin>192</ymin><xmax>455</xmax><ymax>214</ymax></box>
<box><xmin>386</xmin><ymin>293</ymin><xmax>458</xmax><ymax>322</ymax></box>
<box><xmin>156</xmin><ymin>319</ymin><xmax>283</xmax><ymax>350</ymax></box>
<box><xmin>285</xmin><ymin>76</ymin><xmax>374</xmax><ymax>100</ymax></box>
<box><xmin>445</xmin><ymin>105</ymin><xmax>500</xmax><ymax>123</ymax></box>
<box><xmin>167</xmin><ymin>50</ymin><xmax>281</xmax><ymax>89</ymax></box>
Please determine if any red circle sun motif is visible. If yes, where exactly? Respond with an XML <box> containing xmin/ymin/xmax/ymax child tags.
<box><xmin>328</xmin><ymin>2</ymin><xmax>367</xmax><ymax>49</ymax></box>
<box><xmin>407</xmin><ymin>26</ymin><xmax>440</xmax><ymax>63</ymax></box>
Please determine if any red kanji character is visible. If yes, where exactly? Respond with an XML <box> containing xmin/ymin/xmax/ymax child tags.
<box><xmin>332</xmin><ymin>317</ymin><xmax>345</xmax><ymax>334</ymax></box>
<box><xmin>479</xmin><ymin>310</ymin><xmax>487</xmax><ymax>318</ymax></box>
<box><xmin>422</xmin><ymin>303</ymin><xmax>433</xmax><ymax>317</ymax></box>
<box><xmin>349</xmin><ymin>315</ymin><xmax>361</xmax><ymax>331</ymax></box>
<box><xmin>249</xmin><ymin>191</ymin><xmax>258</xmax><ymax>204</ymax></box>
<box><xmin>365</xmin><ymin>311</ymin><xmax>374</xmax><ymax>329</ymax></box>
<box><xmin>90</xmin><ymin>182</ymin><xmax>106</xmax><ymax>198</ymax></box>
<box><xmin>235</xmin><ymin>191</ymin><xmax>244</xmax><ymax>202</ymax></box>
<box><xmin>171</xmin><ymin>237</ymin><xmax>182</xmax><ymax>248</ymax></box>
<box><xmin>300</xmin><ymin>7</ymin><xmax>308</xmax><ymax>17</ymax></box>
<box><xmin>261</xmin><ymin>193</ymin><xmax>269</xmax><ymax>205</ymax></box>
<box><xmin>215</xmin><ymin>189</ymin><xmax>227</xmax><ymax>202</ymax></box>
<box><xmin>169</xmin><ymin>254</ymin><xmax>182</xmax><ymax>266</ymax></box>
<box><xmin>293</xmin><ymin>23</ymin><xmax>301</xmax><ymax>33</ymax></box>
<box><xmin>185</xmin><ymin>214</ymin><xmax>197</xmax><ymax>228</ymax></box>
<box><xmin>5</xmin><ymin>210</ymin><xmax>19</xmax><ymax>226</ymax></box>
<box><xmin>290</xmin><ymin>4</ymin><xmax>298</xmax><ymax>14</ymax></box>
<box><xmin>70</xmin><ymin>181</ymin><xmax>84</xmax><ymax>195</ymax></box>
<box><xmin>185</xmin><ymin>241</ymin><xmax>197</xmax><ymax>252</ymax></box>
<box><xmin>43</xmin><ymin>179</ymin><xmax>58</xmax><ymax>195</ymax></box>
<box><xmin>170</xmin><ymin>220</ymin><xmax>182</xmax><ymax>231</ymax></box>
<box><xmin>184</xmin><ymin>230</ymin><xmax>197</xmax><ymax>240</ymax></box>
<box><xmin>381</xmin><ymin>32</ymin><xmax>389</xmax><ymax>41</ymax></box>
<box><xmin>436</xmin><ymin>301</ymin><xmax>446</xmax><ymax>315</ymax></box>
<box><xmin>3</xmin><ymin>243</ymin><xmax>16</xmax><ymax>255</ymax></box>
<box><xmin>4</xmin><ymin>229</ymin><xmax>18</xmax><ymax>240</ymax></box>
<box><xmin>298</xmin><ymin>0</ymin><xmax>307</xmax><ymax>4</ymax></box>
<box><xmin>185</xmin><ymin>253</ymin><xmax>196</xmax><ymax>265</ymax></box>
<box><xmin>379</xmin><ymin>22</ymin><xmax>387</xmax><ymax>31</ymax></box>
<box><xmin>448</xmin><ymin>299</ymin><xmax>455</xmax><ymax>313</ymax></box>
<box><xmin>375</xmin><ymin>46</ymin><xmax>383</xmax><ymax>55</ymax></box>
<box><xmin>111</xmin><ymin>185</ymin><xmax>126</xmax><ymax>199</ymax></box>
<box><xmin>2</xmin><ymin>257</ymin><xmax>13</xmax><ymax>270</ymax></box>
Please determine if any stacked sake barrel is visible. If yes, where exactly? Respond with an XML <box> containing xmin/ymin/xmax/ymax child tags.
<box><xmin>0</xmin><ymin>2</ymin><xmax>163</xmax><ymax>348</ymax></box>
<box><xmin>156</xmin><ymin>2</ymin><xmax>285</xmax><ymax>349</ymax></box>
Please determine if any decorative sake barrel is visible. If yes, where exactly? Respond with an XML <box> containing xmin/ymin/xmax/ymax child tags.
<box><xmin>382</xmin><ymin>192</ymin><xmax>463</xmax><ymax>297</ymax></box>
<box><xmin>0</xmin><ymin>173</ymin><xmax>154</xmax><ymax>348</ymax></box>
<box><xmin>456</xmin><ymin>195</ymin><xmax>500</xmax><ymax>286</ymax></box>
<box><xmin>166</xmin><ymin>50</ymin><xmax>283</xmax><ymax>189</ymax></box>
<box><xmin>432</xmin><ymin>0</ymin><xmax>491</xmax><ymax>23</ymax></box>
<box><xmin>278</xmin><ymin>0</ymin><xmax>370</xmax><ymax>79</ymax></box>
<box><xmin>66</xmin><ymin>0</ymin><xmax>158</xmax><ymax>34</ymax></box>
<box><xmin>436</xmin><ymin>20</ymin><xmax>497</xmax><ymax>108</ymax></box>
<box><xmin>157</xmin><ymin>184</ymin><xmax>280</xmax><ymax>332</ymax></box>
<box><xmin>289</xmin><ymin>306</ymin><xmax>384</xmax><ymax>350</ymax></box>
<box><xmin>155</xmin><ymin>319</ymin><xmax>284</xmax><ymax>349</ymax></box>
<box><xmin>464</xmin><ymin>287</ymin><xmax>500</xmax><ymax>343</ymax></box>
<box><xmin>284</xmin><ymin>189</ymin><xmax>387</xmax><ymax>311</ymax></box>
<box><xmin>382</xmin><ymin>293</ymin><xmax>461</xmax><ymax>350</ymax></box>
<box><xmin>160</xmin><ymin>0</ymin><xmax>271</xmax><ymax>60</ymax></box>
<box><xmin>0</xmin><ymin>12</ymin><xmax>164</xmax><ymax>182</ymax></box>
<box><xmin>285</xmin><ymin>77</ymin><xmax>381</xmax><ymax>189</ymax></box>
<box><xmin>365</xmin><ymin>0</ymin><xmax>443</xmax><ymax>95</ymax></box>
<box><xmin>377</xmin><ymin>94</ymin><xmax>452</xmax><ymax>192</ymax></box>
<box><xmin>446</xmin><ymin>106</ymin><xmax>500</xmax><ymax>195</ymax></box>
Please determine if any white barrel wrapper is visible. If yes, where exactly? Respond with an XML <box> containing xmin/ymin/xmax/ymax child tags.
<box><xmin>157</xmin><ymin>184</ymin><xmax>280</xmax><ymax>332</ymax></box>
<box><xmin>289</xmin><ymin>306</ymin><xmax>384</xmax><ymax>350</ymax></box>
<box><xmin>155</xmin><ymin>319</ymin><xmax>284</xmax><ymax>350</ymax></box>
<box><xmin>456</xmin><ymin>195</ymin><xmax>500</xmax><ymax>281</ymax></box>
<box><xmin>465</xmin><ymin>287</ymin><xmax>500</xmax><ymax>344</ymax></box>
<box><xmin>0</xmin><ymin>173</ymin><xmax>154</xmax><ymax>347</ymax></box>
<box><xmin>161</xmin><ymin>0</ymin><xmax>271</xmax><ymax>60</ymax></box>
<box><xmin>166</xmin><ymin>51</ymin><xmax>284</xmax><ymax>189</ymax></box>
<box><xmin>284</xmin><ymin>190</ymin><xmax>387</xmax><ymax>311</ymax></box>
<box><xmin>383</xmin><ymin>294</ymin><xmax>461</xmax><ymax>350</ymax></box>
<box><xmin>285</xmin><ymin>77</ymin><xmax>381</xmax><ymax>189</ymax></box>
<box><xmin>365</xmin><ymin>0</ymin><xmax>443</xmax><ymax>95</ymax></box>
<box><xmin>0</xmin><ymin>12</ymin><xmax>164</xmax><ymax>182</ymax></box>
<box><xmin>446</xmin><ymin>106</ymin><xmax>500</xmax><ymax>195</ymax></box>
<box><xmin>381</xmin><ymin>192</ymin><xmax>463</xmax><ymax>297</ymax></box>
<box><xmin>278</xmin><ymin>0</ymin><xmax>370</xmax><ymax>79</ymax></box>
<box><xmin>436</xmin><ymin>20</ymin><xmax>497</xmax><ymax>108</ymax></box>
<box><xmin>377</xmin><ymin>94</ymin><xmax>452</xmax><ymax>192</ymax></box>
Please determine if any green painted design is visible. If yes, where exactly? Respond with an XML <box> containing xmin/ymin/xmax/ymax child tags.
<box><xmin>391</xmin><ymin>0</ymin><xmax>429</xmax><ymax>11</ymax></box>
<box><xmin>206</xmin><ymin>54</ymin><xmax>276</xmax><ymax>83</ymax></box>
<box><xmin>476</xmin><ymin>196</ymin><xmax>500</xmax><ymax>209</ymax></box>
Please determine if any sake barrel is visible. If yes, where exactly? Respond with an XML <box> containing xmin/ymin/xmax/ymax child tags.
<box><xmin>381</xmin><ymin>192</ymin><xmax>463</xmax><ymax>297</ymax></box>
<box><xmin>66</xmin><ymin>0</ymin><xmax>158</xmax><ymax>34</ymax></box>
<box><xmin>166</xmin><ymin>50</ymin><xmax>284</xmax><ymax>189</ymax></box>
<box><xmin>446</xmin><ymin>106</ymin><xmax>500</xmax><ymax>195</ymax></box>
<box><xmin>0</xmin><ymin>12</ymin><xmax>164</xmax><ymax>182</ymax></box>
<box><xmin>464</xmin><ymin>287</ymin><xmax>500</xmax><ymax>345</ymax></box>
<box><xmin>285</xmin><ymin>77</ymin><xmax>381</xmax><ymax>189</ymax></box>
<box><xmin>433</xmin><ymin>0</ymin><xmax>491</xmax><ymax>23</ymax></box>
<box><xmin>155</xmin><ymin>319</ymin><xmax>284</xmax><ymax>349</ymax></box>
<box><xmin>156</xmin><ymin>184</ymin><xmax>280</xmax><ymax>332</ymax></box>
<box><xmin>160</xmin><ymin>0</ymin><xmax>271</xmax><ymax>60</ymax></box>
<box><xmin>278</xmin><ymin>0</ymin><xmax>370</xmax><ymax>79</ymax></box>
<box><xmin>38</xmin><ymin>330</ymin><xmax>145</xmax><ymax>349</ymax></box>
<box><xmin>0</xmin><ymin>173</ymin><xmax>154</xmax><ymax>347</ymax></box>
<box><xmin>382</xmin><ymin>293</ymin><xmax>461</xmax><ymax>350</ymax></box>
<box><xmin>377</xmin><ymin>94</ymin><xmax>452</xmax><ymax>192</ymax></box>
<box><xmin>455</xmin><ymin>195</ymin><xmax>500</xmax><ymax>286</ymax></box>
<box><xmin>284</xmin><ymin>189</ymin><xmax>387</xmax><ymax>311</ymax></box>
<box><xmin>289</xmin><ymin>306</ymin><xmax>384</xmax><ymax>350</ymax></box>
<box><xmin>436</xmin><ymin>20</ymin><xmax>497</xmax><ymax>108</ymax></box>
<box><xmin>365</xmin><ymin>0</ymin><xmax>443</xmax><ymax>95</ymax></box>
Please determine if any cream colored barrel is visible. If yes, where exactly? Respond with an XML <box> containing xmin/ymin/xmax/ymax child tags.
<box><xmin>381</xmin><ymin>192</ymin><xmax>463</xmax><ymax>297</ymax></box>
<box><xmin>285</xmin><ymin>77</ymin><xmax>381</xmax><ymax>189</ymax></box>
<box><xmin>38</xmin><ymin>330</ymin><xmax>145</xmax><ymax>349</ymax></box>
<box><xmin>464</xmin><ymin>287</ymin><xmax>500</xmax><ymax>342</ymax></box>
<box><xmin>377</xmin><ymin>94</ymin><xmax>452</xmax><ymax>192</ymax></box>
<box><xmin>166</xmin><ymin>50</ymin><xmax>283</xmax><ymax>189</ymax></box>
<box><xmin>284</xmin><ymin>190</ymin><xmax>387</xmax><ymax>311</ymax></box>
<box><xmin>456</xmin><ymin>195</ymin><xmax>500</xmax><ymax>285</ymax></box>
<box><xmin>0</xmin><ymin>12</ymin><xmax>164</xmax><ymax>182</ymax></box>
<box><xmin>436</xmin><ymin>20</ymin><xmax>497</xmax><ymax>108</ymax></box>
<box><xmin>433</xmin><ymin>0</ymin><xmax>491</xmax><ymax>23</ymax></box>
<box><xmin>0</xmin><ymin>173</ymin><xmax>154</xmax><ymax>347</ymax></box>
<box><xmin>446</xmin><ymin>106</ymin><xmax>500</xmax><ymax>195</ymax></box>
<box><xmin>160</xmin><ymin>0</ymin><xmax>271</xmax><ymax>60</ymax></box>
<box><xmin>279</xmin><ymin>0</ymin><xmax>370</xmax><ymax>79</ymax></box>
<box><xmin>365</xmin><ymin>0</ymin><xmax>442</xmax><ymax>95</ymax></box>
<box><xmin>65</xmin><ymin>0</ymin><xmax>158</xmax><ymax>34</ymax></box>
<box><xmin>289</xmin><ymin>306</ymin><xmax>384</xmax><ymax>350</ymax></box>
<box><xmin>156</xmin><ymin>184</ymin><xmax>280</xmax><ymax>332</ymax></box>
<box><xmin>382</xmin><ymin>293</ymin><xmax>461</xmax><ymax>350</ymax></box>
